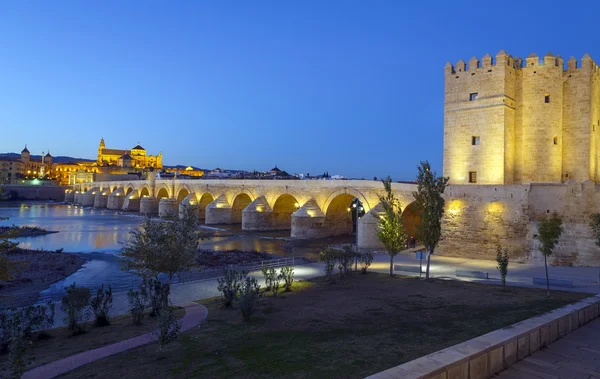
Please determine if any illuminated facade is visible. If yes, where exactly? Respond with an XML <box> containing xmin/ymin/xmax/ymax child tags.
<box><xmin>97</xmin><ymin>138</ymin><xmax>163</xmax><ymax>169</ymax></box>
<box><xmin>444</xmin><ymin>51</ymin><xmax>600</xmax><ymax>184</ymax></box>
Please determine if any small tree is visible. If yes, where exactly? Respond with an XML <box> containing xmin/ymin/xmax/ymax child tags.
<box><xmin>376</xmin><ymin>176</ymin><xmax>407</xmax><ymax>276</ymax></box>
<box><xmin>279</xmin><ymin>266</ymin><xmax>294</xmax><ymax>291</ymax></box>
<box><xmin>538</xmin><ymin>214</ymin><xmax>563</xmax><ymax>296</ymax></box>
<box><xmin>61</xmin><ymin>283</ymin><xmax>91</xmax><ymax>335</ymax></box>
<box><xmin>121</xmin><ymin>206</ymin><xmax>202</xmax><ymax>281</ymax></box>
<box><xmin>336</xmin><ymin>246</ymin><xmax>354</xmax><ymax>277</ymax></box>
<box><xmin>146</xmin><ymin>278</ymin><xmax>170</xmax><ymax>317</ymax></box>
<box><xmin>239</xmin><ymin>277</ymin><xmax>261</xmax><ymax>322</ymax></box>
<box><xmin>319</xmin><ymin>247</ymin><xmax>336</xmax><ymax>282</ymax></box>
<box><xmin>414</xmin><ymin>161</ymin><xmax>449</xmax><ymax>280</ymax></box>
<box><xmin>217</xmin><ymin>269</ymin><xmax>246</xmax><ymax>307</ymax></box>
<box><xmin>496</xmin><ymin>246</ymin><xmax>509</xmax><ymax>290</ymax></box>
<box><xmin>127</xmin><ymin>286</ymin><xmax>148</xmax><ymax>325</ymax></box>
<box><xmin>588</xmin><ymin>213</ymin><xmax>600</xmax><ymax>283</ymax></box>
<box><xmin>89</xmin><ymin>284</ymin><xmax>113</xmax><ymax>326</ymax></box>
<box><xmin>359</xmin><ymin>252</ymin><xmax>374</xmax><ymax>274</ymax></box>
<box><xmin>154</xmin><ymin>306</ymin><xmax>181</xmax><ymax>349</ymax></box>
<box><xmin>261</xmin><ymin>266</ymin><xmax>277</xmax><ymax>292</ymax></box>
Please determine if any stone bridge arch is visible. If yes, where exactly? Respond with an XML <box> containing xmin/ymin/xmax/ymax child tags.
<box><xmin>271</xmin><ymin>194</ymin><xmax>300</xmax><ymax>230</ymax></box>
<box><xmin>140</xmin><ymin>186</ymin><xmax>151</xmax><ymax>198</ymax></box>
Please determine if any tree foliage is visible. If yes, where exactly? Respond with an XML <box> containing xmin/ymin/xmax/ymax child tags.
<box><xmin>414</xmin><ymin>161</ymin><xmax>449</xmax><ymax>279</ymax></box>
<box><xmin>61</xmin><ymin>283</ymin><xmax>91</xmax><ymax>335</ymax></box>
<box><xmin>89</xmin><ymin>284</ymin><xmax>113</xmax><ymax>326</ymax></box>
<box><xmin>120</xmin><ymin>206</ymin><xmax>202</xmax><ymax>281</ymax></box>
<box><xmin>0</xmin><ymin>183</ymin><xmax>19</xmax><ymax>281</ymax></box>
<box><xmin>496</xmin><ymin>246</ymin><xmax>509</xmax><ymax>290</ymax></box>
<box><xmin>376</xmin><ymin>176</ymin><xmax>407</xmax><ymax>276</ymax></box>
<box><xmin>538</xmin><ymin>213</ymin><xmax>563</xmax><ymax>296</ymax></box>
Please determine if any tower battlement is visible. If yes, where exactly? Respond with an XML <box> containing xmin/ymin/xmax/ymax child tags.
<box><xmin>445</xmin><ymin>51</ymin><xmax>598</xmax><ymax>74</ymax></box>
<box><xmin>444</xmin><ymin>50</ymin><xmax>600</xmax><ymax>186</ymax></box>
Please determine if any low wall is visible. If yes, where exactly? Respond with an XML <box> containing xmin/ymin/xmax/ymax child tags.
<box><xmin>367</xmin><ymin>295</ymin><xmax>600</xmax><ymax>379</ymax></box>
<box><xmin>3</xmin><ymin>185</ymin><xmax>68</xmax><ymax>201</ymax></box>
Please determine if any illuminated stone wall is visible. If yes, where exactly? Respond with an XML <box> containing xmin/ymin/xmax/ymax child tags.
<box><xmin>438</xmin><ymin>182</ymin><xmax>600</xmax><ymax>266</ymax></box>
<box><xmin>445</xmin><ymin>52</ymin><xmax>600</xmax><ymax>184</ymax></box>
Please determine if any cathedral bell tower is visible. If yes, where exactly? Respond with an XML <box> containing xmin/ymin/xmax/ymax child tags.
<box><xmin>98</xmin><ymin>137</ymin><xmax>105</xmax><ymax>164</ymax></box>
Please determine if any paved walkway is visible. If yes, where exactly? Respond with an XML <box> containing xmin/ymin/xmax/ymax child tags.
<box><xmin>495</xmin><ymin>318</ymin><xmax>600</xmax><ymax>379</ymax></box>
<box><xmin>22</xmin><ymin>301</ymin><xmax>208</xmax><ymax>379</ymax></box>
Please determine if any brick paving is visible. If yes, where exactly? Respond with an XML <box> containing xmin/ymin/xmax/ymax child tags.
<box><xmin>21</xmin><ymin>302</ymin><xmax>207</xmax><ymax>379</ymax></box>
<box><xmin>495</xmin><ymin>318</ymin><xmax>600</xmax><ymax>379</ymax></box>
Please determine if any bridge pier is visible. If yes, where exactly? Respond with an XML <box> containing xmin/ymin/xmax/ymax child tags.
<box><xmin>107</xmin><ymin>189</ymin><xmax>125</xmax><ymax>210</ymax></box>
<box><xmin>159</xmin><ymin>198</ymin><xmax>177</xmax><ymax>218</ymax></box>
<box><xmin>179</xmin><ymin>194</ymin><xmax>199</xmax><ymax>219</ymax></box>
<box><xmin>81</xmin><ymin>188</ymin><xmax>99</xmax><ymax>207</ymax></box>
<box><xmin>64</xmin><ymin>190</ymin><xmax>74</xmax><ymax>203</ymax></box>
<box><xmin>205</xmin><ymin>195</ymin><xmax>232</xmax><ymax>224</ymax></box>
<box><xmin>291</xmin><ymin>199</ymin><xmax>326</xmax><ymax>238</ymax></box>
<box><xmin>357</xmin><ymin>204</ymin><xmax>384</xmax><ymax>248</ymax></box>
<box><xmin>140</xmin><ymin>196</ymin><xmax>159</xmax><ymax>215</ymax></box>
<box><xmin>122</xmin><ymin>192</ymin><xmax>140</xmax><ymax>212</ymax></box>
<box><xmin>242</xmin><ymin>196</ymin><xmax>272</xmax><ymax>230</ymax></box>
<box><xmin>94</xmin><ymin>190</ymin><xmax>109</xmax><ymax>208</ymax></box>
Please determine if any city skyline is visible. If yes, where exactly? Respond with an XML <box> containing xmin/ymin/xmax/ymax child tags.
<box><xmin>2</xmin><ymin>1</ymin><xmax>600</xmax><ymax>180</ymax></box>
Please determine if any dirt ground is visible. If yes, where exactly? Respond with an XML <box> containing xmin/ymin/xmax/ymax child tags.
<box><xmin>60</xmin><ymin>273</ymin><xmax>589</xmax><ymax>379</ymax></box>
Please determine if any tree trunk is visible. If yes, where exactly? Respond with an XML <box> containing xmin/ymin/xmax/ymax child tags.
<box><xmin>425</xmin><ymin>247</ymin><xmax>432</xmax><ymax>280</ymax></box>
<box><xmin>389</xmin><ymin>254</ymin><xmax>394</xmax><ymax>276</ymax></box>
<box><xmin>544</xmin><ymin>255</ymin><xmax>550</xmax><ymax>297</ymax></box>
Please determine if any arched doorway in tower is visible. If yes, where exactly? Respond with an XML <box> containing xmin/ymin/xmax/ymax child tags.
<box><xmin>401</xmin><ymin>201</ymin><xmax>421</xmax><ymax>248</ymax></box>
<box><xmin>197</xmin><ymin>193</ymin><xmax>214</xmax><ymax>221</ymax></box>
<box><xmin>177</xmin><ymin>188</ymin><xmax>189</xmax><ymax>203</ymax></box>
<box><xmin>140</xmin><ymin>187</ymin><xmax>150</xmax><ymax>198</ymax></box>
<box><xmin>324</xmin><ymin>194</ymin><xmax>356</xmax><ymax>236</ymax></box>
<box><xmin>272</xmin><ymin>194</ymin><xmax>299</xmax><ymax>230</ymax></box>
<box><xmin>231</xmin><ymin>193</ymin><xmax>252</xmax><ymax>224</ymax></box>
<box><xmin>156</xmin><ymin>187</ymin><xmax>169</xmax><ymax>200</ymax></box>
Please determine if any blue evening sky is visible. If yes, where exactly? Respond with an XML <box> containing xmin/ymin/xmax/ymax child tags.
<box><xmin>0</xmin><ymin>1</ymin><xmax>598</xmax><ymax>180</ymax></box>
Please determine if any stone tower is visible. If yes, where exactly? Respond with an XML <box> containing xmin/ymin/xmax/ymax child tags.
<box><xmin>20</xmin><ymin>145</ymin><xmax>30</xmax><ymax>165</ymax></box>
<box><xmin>98</xmin><ymin>138</ymin><xmax>105</xmax><ymax>163</ymax></box>
<box><xmin>444</xmin><ymin>51</ymin><xmax>600</xmax><ymax>184</ymax></box>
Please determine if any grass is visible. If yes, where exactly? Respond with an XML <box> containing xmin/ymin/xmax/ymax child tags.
<box><xmin>58</xmin><ymin>273</ymin><xmax>589</xmax><ymax>378</ymax></box>
<box><xmin>0</xmin><ymin>307</ymin><xmax>185</xmax><ymax>373</ymax></box>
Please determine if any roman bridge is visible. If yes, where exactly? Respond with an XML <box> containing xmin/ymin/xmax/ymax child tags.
<box><xmin>64</xmin><ymin>179</ymin><xmax>419</xmax><ymax>248</ymax></box>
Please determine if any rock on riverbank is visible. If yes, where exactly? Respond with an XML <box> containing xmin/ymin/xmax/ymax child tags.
<box><xmin>0</xmin><ymin>249</ymin><xmax>87</xmax><ymax>308</ymax></box>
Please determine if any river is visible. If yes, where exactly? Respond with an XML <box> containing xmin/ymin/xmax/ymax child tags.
<box><xmin>0</xmin><ymin>202</ymin><xmax>351</xmax><ymax>295</ymax></box>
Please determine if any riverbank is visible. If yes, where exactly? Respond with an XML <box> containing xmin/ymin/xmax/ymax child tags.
<box><xmin>0</xmin><ymin>248</ymin><xmax>88</xmax><ymax>308</ymax></box>
<box><xmin>0</xmin><ymin>225</ymin><xmax>58</xmax><ymax>238</ymax></box>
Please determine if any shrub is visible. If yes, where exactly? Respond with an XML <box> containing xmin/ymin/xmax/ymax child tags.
<box><xmin>319</xmin><ymin>247</ymin><xmax>336</xmax><ymax>282</ymax></box>
<box><xmin>271</xmin><ymin>277</ymin><xmax>281</xmax><ymax>297</ymax></box>
<box><xmin>127</xmin><ymin>285</ymin><xmax>148</xmax><ymax>325</ymax></box>
<box><xmin>359</xmin><ymin>252</ymin><xmax>374</xmax><ymax>274</ymax></box>
<box><xmin>496</xmin><ymin>246</ymin><xmax>509</xmax><ymax>290</ymax></box>
<box><xmin>217</xmin><ymin>269</ymin><xmax>246</xmax><ymax>307</ymax></box>
<box><xmin>146</xmin><ymin>278</ymin><xmax>170</xmax><ymax>317</ymax></box>
<box><xmin>239</xmin><ymin>277</ymin><xmax>261</xmax><ymax>322</ymax></box>
<box><xmin>337</xmin><ymin>246</ymin><xmax>355</xmax><ymax>277</ymax></box>
<box><xmin>279</xmin><ymin>266</ymin><xmax>294</xmax><ymax>292</ymax></box>
<box><xmin>261</xmin><ymin>266</ymin><xmax>277</xmax><ymax>291</ymax></box>
<box><xmin>90</xmin><ymin>284</ymin><xmax>113</xmax><ymax>326</ymax></box>
<box><xmin>1</xmin><ymin>302</ymin><xmax>55</xmax><ymax>377</ymax></box>
<box><xmin>61</xmin><ymin>283</ymin><xmax>91</xmax><ymax>335</ymax></box>
<box><xmin>153</xmin><ymin>306</ymin><xmax>181</xmax><ymax>349</ymax></box>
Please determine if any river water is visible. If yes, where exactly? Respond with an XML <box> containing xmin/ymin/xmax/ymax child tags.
<box><xmin>0</xmin><ymin>202</ymin><xmax>350</xmax><ymax>294</ymax></box>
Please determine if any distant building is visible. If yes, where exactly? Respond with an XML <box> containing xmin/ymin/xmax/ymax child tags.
<box><xmin>97</xmin><ymin>138</ymin><xmax>163</xmax><ymax>169</ymax></box>
<box><xmin>0</xmin><ymin>156</ymin><xmax>25</xmax><ymax>182</ymax></box>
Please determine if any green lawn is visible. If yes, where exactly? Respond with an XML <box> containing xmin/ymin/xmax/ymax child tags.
<box><xmin>60</xmin><ymin>273</ymin><xmax>589</xmax><ymax>379</ymax></box>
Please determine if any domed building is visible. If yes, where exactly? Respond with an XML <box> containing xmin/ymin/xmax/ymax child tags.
<box><xmin>97</xmin><ymin>138</ymin><xmax>162</xmax><ymax>169</ymax></box>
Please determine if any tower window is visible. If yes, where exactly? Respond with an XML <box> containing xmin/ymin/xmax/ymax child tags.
<box><xmin>469</xmin><ymin>171</ymin><xmax>477</xmax><ymax>183</ymax></box>
<box><xmin>545</xmin><ymin>95</ymin><xmax>550</xmax><ymax>103</ymax></box>
<box><xmin>472</xmin><ymin>136</ymin><xmax>480</xmax><ymax>145</ymax></box>
<box><xmin>469</xmin><ymin>93</ymin><xmax>478</xmax><ymax>101</ymax></box>
<box><xmin>553</xmin><ymin>136</ymin><xmax>558</xmax><ymax>145</ymax></box>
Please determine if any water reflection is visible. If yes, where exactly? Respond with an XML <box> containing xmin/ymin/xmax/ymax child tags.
<box><xmin>0</xmin><ymin>202</ymin><xmax>351</xmax><ymax>295</ymax></box>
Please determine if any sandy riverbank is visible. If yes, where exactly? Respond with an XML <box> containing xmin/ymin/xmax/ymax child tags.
<box><xmin>0</xmin><ymin>249</ymin><xmax>88</xmax><ymax>308</ymax></box>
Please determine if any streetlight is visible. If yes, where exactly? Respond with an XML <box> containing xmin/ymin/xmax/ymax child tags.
<box><xmin>352</xmin><ymin>198</ymin><xmax>364</xmax><ymax>271</ymax></box>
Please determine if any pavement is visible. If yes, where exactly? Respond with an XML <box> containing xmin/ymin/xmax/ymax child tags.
<box><xmin>495</xmin><ymin>318</ymin><xmax>600</xmax><ymax>379</ymax></box>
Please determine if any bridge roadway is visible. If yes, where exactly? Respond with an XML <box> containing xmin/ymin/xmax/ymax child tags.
<box><xmin>64</xmin><ymin>179</ymin><xmax>418</xmax><ymax>248</ymax></box>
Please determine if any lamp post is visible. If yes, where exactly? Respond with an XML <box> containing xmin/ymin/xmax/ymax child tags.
<box><xmin>352</xmin><ymin>198</ymin><xmax>364</xmax><ymax>271</ymax></box>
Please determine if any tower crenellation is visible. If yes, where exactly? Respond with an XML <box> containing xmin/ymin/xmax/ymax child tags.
<box><xmin>444</xmin><ymin>50</ymin><xmax>599</xmax><ymax>185</ymax></box>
